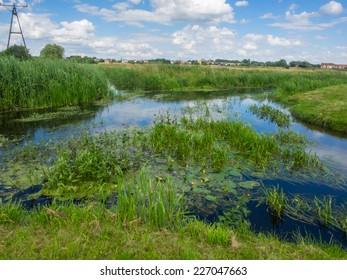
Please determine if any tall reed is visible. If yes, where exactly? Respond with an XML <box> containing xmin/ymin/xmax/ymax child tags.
<box><xmin>103</xmin><ymin>64</ymin><xmax>347</xmax><ymax>95</ymax></box>
<box><xmin>116</xmin><ymin>167</ymin><xmax>185</xmax><ymax>229</ymax></box>
<box><xmin>0</xmin><ymin>57</ymin><xmax>109</xmax><ymax>111</ymax></box>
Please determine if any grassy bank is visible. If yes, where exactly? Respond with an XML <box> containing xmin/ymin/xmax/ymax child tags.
<box><xmin>1</xmin><ymin>201</ymin><xmax>347</xmax><ymax>260</ymax></box>
<box><xmin>102</xmin><ymin>63</ymin><xmax>347</xmax><ymax>94</ymax></box>
<box><xmin>288</xmin><ymin>84</ymin><xmax>347</xmax><ymax>134</ymax></box>
<box><xmin>0</xmin><ymin>57</ymin><xmax>109</xmax><ymax>111</ymax></box>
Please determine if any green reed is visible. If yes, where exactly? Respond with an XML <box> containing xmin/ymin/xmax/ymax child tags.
<box><xmin>313</xmin><ymin>196</ymin><xmax>334</xmax><ymax>226</ymax></box>
<box><xmin>103</xmin><ymin>63</ymin><xmax>347</xmax><ymax>94</ymax></box>
<box><xmin>0</xmin><ymin>57</ymin><xmax>109</xmax><ymax>111</ymax></box>
<box><xmin>263</xmin><ymin>185</ymin><xmax>286</xmax><ymax>219</ymax></box>
<box><xmin>115</xmin><ymin>167</ymin><xmax>185</xmax><ymax>229</ymax></box>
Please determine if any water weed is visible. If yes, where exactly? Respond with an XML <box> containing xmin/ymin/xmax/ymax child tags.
<box><xmin>314</xmin><ymin>196</ymin><xmax>334</xmax><ymax>227</ymax></box>
<box><xmin>263</xmin><ymin>185</ymin><xmax>286</xmax><ymax>219</ymax></box>
<box><xmin>249</xmin><ymin>104</ymin><xmax>290</xmax><ymax>127</ymax></box>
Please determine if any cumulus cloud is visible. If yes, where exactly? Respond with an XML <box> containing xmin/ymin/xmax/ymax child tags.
<box><xmin>259</xmin><ymin>13</ymin><xmax>279</xmax><ymax>19</ymax></box>
<box><xmin>320</xmin><ymin>1</ymin><xmax>344</xmax><ymax>15</ymax></box>
<box><xmin>244</xmin><ymin>33</ymin><xmax>301</xmax><ymax>47</ymax></box>
<box><xmin>235</xmin><ymin>1</ymin><xmax>248</xmax><ymax>7</ymax></box>
<box><xmin>76</xmin><ymin>0</ymin><xmax>235</xmax><ymax>24</ymax></box>
<box><xmin>16</xmin><ymin>13</ymin><xmax>57</xmax><ymax>39</ymax></box>
<box><xmin>51</xmin><ymin>19</ymin><xmax>95</xmax><ymax>45</ymax></box>
<box><xmin>173</xmin><ymin>25</ymin><xmax>235</xmax><ymax>56</ymax></box>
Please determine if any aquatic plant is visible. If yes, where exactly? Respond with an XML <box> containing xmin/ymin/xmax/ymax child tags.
<box><xmin>115</xmin><ymin>167</ymin><xmax>185</xmax><ymax>229</ymax></box>
<box><xmin>313</xmin><ymin>196</ymin><xmax>334</xmax><ymax>227</ymax></box>
<box><xmin>263</xmin><ymin>185</ymin><xmax>286</xmax><ymax>219</ymax></box>
<box><xmin>248</xmin><ymin>104</ymin><xmax>290</xmax><ymax>127</ymax></box>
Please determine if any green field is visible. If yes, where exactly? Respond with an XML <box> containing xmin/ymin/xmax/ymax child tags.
<box><xmin>289</xmin><ymin>84</ymin><xmax>347</xmax><ymax>134</ymax></box>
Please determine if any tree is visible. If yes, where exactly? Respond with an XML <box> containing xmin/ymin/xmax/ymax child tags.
<box><xmin>2</xmin><ymin>45</ymin><xmax>31</xmax><ymax>60</ymax></box>
<box><xmin>40</xmin><ymin>44</ymin><xmax>65</xmax><ymax>59</ymax></box>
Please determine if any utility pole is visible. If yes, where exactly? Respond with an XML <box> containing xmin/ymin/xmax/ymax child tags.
<box><xmin>0</xmin><ymin>2</ymin><xmax>28</xmax><ymax>50</ymax></box>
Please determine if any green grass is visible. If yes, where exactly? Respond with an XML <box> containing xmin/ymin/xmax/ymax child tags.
<box><xmin>102</xmin><ymin>64</ymin><xmax>347</xmax><ymax>93</ymax></box>
<box><xmin>288</xmin><ymin>84</ymin><xmax>347</xmax><ymax>134</ymax></box>
<box><xmin>263</xmin><ymin>185</ymin><xmax>287</xmax><ymax>219</ymax></box>
<box><xmin>0</xmin><ymin>201</ymin><xmax>347</xmax><ymax>259</ymax></box>
<box><xmin>0</xmin><ymin>57</ymin><xmax>110</xmax><ymax>111</ymax></box>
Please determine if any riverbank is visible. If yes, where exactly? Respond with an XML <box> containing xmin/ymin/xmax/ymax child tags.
<box><xmin>1</xmin><ymin>202</ymin><xmax>346</xmax><ymax>260</ymax></box>
<box><xmin>288</xmin><ymin>84</ymin><xmax>347</xmax><ymax>134</ymax></box>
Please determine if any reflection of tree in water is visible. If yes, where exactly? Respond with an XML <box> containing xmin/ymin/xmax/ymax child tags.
<box><xmin>142</xmin><ymin>88</ymin><xmax>264</xmax><ymax>102</ymax></box>
<box><xmin>0</xmin><ymin>104</ymin><xmax>104</xmax><ymax>141</ymax></box>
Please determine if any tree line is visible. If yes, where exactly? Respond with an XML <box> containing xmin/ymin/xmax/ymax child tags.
<box><xmin>0</xmin><ymin>44</ymin><xmax>321</xmax><ymax>68</ymax></box>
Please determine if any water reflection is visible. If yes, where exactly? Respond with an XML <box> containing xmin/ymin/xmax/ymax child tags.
<box><xmin>1</xmin><ymin>90</ymin><xmax>346</xmax><ymax>173</ymax></box>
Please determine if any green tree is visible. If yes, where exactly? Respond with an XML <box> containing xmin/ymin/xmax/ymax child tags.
<box><xmin>2</xmin><ymin>45</ymin><xmax>31</xmax><ymax>60</ymax></box>
<box><xmin>40</xmin><ymin>44</ymin><xmax>65</xmax><ymax>59</ymax></box>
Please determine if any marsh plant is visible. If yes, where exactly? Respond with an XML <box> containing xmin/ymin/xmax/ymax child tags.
<box><xmin>0</xmin><ymin>57</ymin><xmax>109</xmax><ymax>111</ymax></box>
<box><xmin>313</xmin><ymin>196</ymin><xmax>334</xmax><ymax>227</ymax></box>
<box><xmin>116</xmin><ymin>167</ymin><xmax>185</xmax><ymax>229</ymax></box>
<box><xmin>249</xmin><ymin>104</ymin><xmax>290</xmax><ymax>127</ymax></box>
<box><xmin>263</xmin><ymin>185</ymin><xmax>286</xmax><ymax>219</ymax></box>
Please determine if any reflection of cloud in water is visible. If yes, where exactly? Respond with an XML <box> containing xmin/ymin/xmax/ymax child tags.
<box><xmin>95</xmin><ymin>100</ymin><xmax>182</xmax><ymax>129</ymax></box>
<box><xmin>313</xmin><ymin>145</ymin><xmax>347</xmax><ymax>174</ymax></box>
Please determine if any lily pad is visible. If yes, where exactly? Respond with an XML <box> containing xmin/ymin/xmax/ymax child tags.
<box><xmin>238</xmin><ymin>181</ymin><xmax>260</xmax><ymax>189</ymax></box>
<box><xmin>192</xmin><ymin>187</ymin><xmax>211</xmax><ymax>195</ymax></box>
<box><xmin>224</xmin><ymin>181</ymin><xmax>237</xmax><ymax>193</ymax></box>
<box><xmin>206</xmin><ymin>195</ymin><xmax>217</xmax><ymax>202</ymax></box>
<box><xmin>227</xmin><ymin>168</ymin><xmax>242</xmax><ymax>177</ymax></box>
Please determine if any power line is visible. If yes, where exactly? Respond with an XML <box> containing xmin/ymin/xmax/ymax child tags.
<box><xmin>0</xmin><ymin>2</ymin><xmax>28</xmax><ymax>50</ymax></box>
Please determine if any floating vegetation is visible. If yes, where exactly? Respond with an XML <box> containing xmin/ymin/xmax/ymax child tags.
<box><xmin>0</xmin><ymin>135</ymin><xmax>9</xmax><ymax>147</ymax></box>
<box><xmin>249</xmin><ymin>104</ymin><xmax>290</xmax><ymax>127</ymax></box>
<box><xmin>12</xmin><ymin>107</ymin><xmax>94</xmax><ymax>123</ymax></box>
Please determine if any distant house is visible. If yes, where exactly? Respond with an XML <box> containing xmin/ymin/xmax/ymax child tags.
<box><xmin>321</xmin><ymin>63</ymin><xmax>347</xmax><ymax>69</ymax></box>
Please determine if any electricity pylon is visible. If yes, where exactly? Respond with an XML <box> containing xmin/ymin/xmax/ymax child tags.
<box><xmin>0</xmin><ymin>2</ymin><xmax>28</xmax><ymax>50</ymax></box>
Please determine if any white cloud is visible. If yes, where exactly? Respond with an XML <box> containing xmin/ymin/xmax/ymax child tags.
<box><xmin>173</xmin><ymin>25</ymin><xmax>236</xmax><ymax>56</ymax></box>
<box><xmin>289</xmin><ymin>4</ymin><xmax>299</xmax><ymax>11</ymax></box>
<box><xmin>75</xmin><ymin>0</ymin><xmax>235</xmax><ymax>24</ymax></box>
<box><xmin>235</xmin><ymin>1</ymin><xmax>248</xmax><ymax>7</ymax></box>
<box><xmin>51</xmin><ymin>19</ymin><xmax>95</xmax><ymax>45</ymax></box>
<box><xmin>17</xmin><ymin>13</ymin><xmax>57</xmax><ymax>39</ymax></box>
<box><xmin>260</xmin><ymin>13</ymin><xmax>279</xmax><ymax>19</ymax></box>
<box><xmin>320</xmin><ymin>1</ymin><xmax>344</xmax><ymax>15</ymax></box>
<box><xmin>266</xmin><ymin>35</ymin><xmax>301</xmax><ymax>47</ymax></box>
<box><xmin>112</xmin><ymin>2</ymin><xmax>130</xmax><ymax>11</ymax></box>
<box><xmin>244</xmin><ymin>33</ymin><xmax>301</xmax><ymax>47</ymax></box>
<box><xmin>243</xmin><ymin>42</ymin><xmax>257</xmax><ymax>50</ymax></box>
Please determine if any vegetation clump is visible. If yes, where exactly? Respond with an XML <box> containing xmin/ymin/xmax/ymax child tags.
<box><xmin>249</xmin><ymin>104</ymin><xmax>290</xmax><ymax>127</ymax></box>
<box><xmin>0</xmin><ymin>56</ymin><xmax>109</xmax><ymax>111</ymax></box>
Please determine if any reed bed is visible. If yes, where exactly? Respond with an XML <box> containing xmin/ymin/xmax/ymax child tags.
<box><xmin>102</xmin><ymin>64</ymin><xmax>347</xmax><ymax>96</ymax></box>
<box><xmin>0</xmin><ymin>57</ymin><xmax>109</xmax><ymax>111</ymax></box>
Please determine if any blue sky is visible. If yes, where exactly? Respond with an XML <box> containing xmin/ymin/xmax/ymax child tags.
<box><xmin>0</xmin><ymin>0</ymin><xmax>346</xmax><ymax>63</ymax></box>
